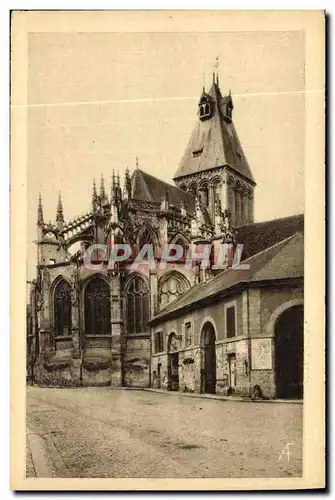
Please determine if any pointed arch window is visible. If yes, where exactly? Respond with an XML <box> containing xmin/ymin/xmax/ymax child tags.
<box><xmin>172</xmin><ymin>237</ymin><xmax>189</xmax><ymax>262</ymax></box>
<box><xmin>125</xmin><ymin>276</ymin><xmax>149</xmax><ymax>334</ymax></box>
<box><xmin>212</xmin><ymin>179</ymin><xmax>221</xmax><ymax>200</ymax></box>
<box><xmin>138</xmin><ymin>227</ymin><xmax>156</xmax><ymax>251</ymax></box>
<box><xmin>203</xmin><ymin>186</ymin><xmax>209</xmax><ymax>207</ymax></box>
<box><xmin>159</xmin><ymin>273</ymin><xmax>190</xmax><ymax>311</ymax></box>
<box><xmin>199</xmin><ymin>184</ymin><xmax>209</xmax><ymax>207</ymax></box>
<box><xmin>54</xmin><ymin>280</ymin><xmax>72</xmax><ymax>337</ymax></box>
<box><xmin>84</xmin><ymin>278</ymin><xmax>111</xmax><ymax>335</ymax></box>
<box><xmin>189</xmin><ymin>184</ymin><xmax>197</xmax><ymax>197</ymax></box>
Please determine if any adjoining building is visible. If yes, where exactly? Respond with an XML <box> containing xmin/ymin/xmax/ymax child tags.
<box><xmin>150</xmin><ymin>230</ymin><xmax>303</xmax><ymax>399</ymax></box>
<box><xmin>27</xmin><ymin>73</ymin><xmax>304</xmax><ymax>398</ymax></box>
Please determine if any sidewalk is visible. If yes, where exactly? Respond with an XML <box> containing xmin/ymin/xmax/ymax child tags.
<box><xmin>141</xmin><ymin>387</ymin><xmax>303</xmax><ymax>404</ymax></box>
<box><xmin>26</xmin><ymin>426</ymin><xmax>69</xmax><ymax>478</ymax></box>
<box><xmin>26</xmin><ymin>427</ymin><xmax>54</xmax><ymax>478</ymax></box>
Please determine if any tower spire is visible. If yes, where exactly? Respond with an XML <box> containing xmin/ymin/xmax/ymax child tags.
<box><xmin>115</xmin><ymin>170</ymin><xmax>121</xmax><ymax>201</ymax></box>
<box><xmin>56</xmin><ymin>192</ymin><xmax>64</xmax><ymax>220</ymax></box>
<box><xmin>123</xmin><ymin>166</ymin><xmax>131</xmax><ymax>201</ymax></box>
<box><xmin>56</xmin><ymin>191</ymin><xmax>64</xmax><ymax>230</ymax></box>
<box><xmin>111</xmin><ymin>169</ymin><xmax>117</xmax><ymax>203</ymax></box>
<box><xmin>37</xmin><ymin>193</ymin><xmax>44</xmax><ymax>226</ymax></box>
<box><xmin>92</xmin><ymin>178</ymin><xmax>97</xmax><ymax>212</ymax></box>
<box><xmin>100</xmin><ymin>174</ymin><xmax>106</xmax><ymax>198</ymax></box>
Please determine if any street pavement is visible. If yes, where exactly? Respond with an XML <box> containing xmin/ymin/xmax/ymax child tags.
<box><xmin>26</xmin><ymin>386</ymin><xmax>303</xmax><ymax>478</ymax></box>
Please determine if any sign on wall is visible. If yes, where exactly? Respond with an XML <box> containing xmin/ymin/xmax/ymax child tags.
<box><xmin>251</xmin><ymin>338</ymin><xmax>272</xmax><ymax>370</ymax></box>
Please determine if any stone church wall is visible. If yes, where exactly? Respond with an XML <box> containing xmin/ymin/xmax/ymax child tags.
<box><xmin>124</xmin><ymin>337</ymin><xmax>151</xmax><ymax>387</ymax></box>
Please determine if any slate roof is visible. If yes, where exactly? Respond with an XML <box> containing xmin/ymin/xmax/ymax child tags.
<box><xmin>131</xmin><ymin>168</ymin><xmax>196</xmax><ymax>213</ymax></box>
<box><xmin>131</xmin><ymin>169</ymin><xmax>211</xmax><ymax>225</ymax></box>
<box><xmin>236</xmin><ymin>213</ymin><xmax>304</xmax><ymax>259</ymax></box>
<box><xmin>173</xmin><ymin>81</ymin><xmax>255</xmax><ymax>183</ymax></box>
<box><xmin>150</xmin><ymin>231</ymin><xmax>304</xmax><ymax>324</ymax></box>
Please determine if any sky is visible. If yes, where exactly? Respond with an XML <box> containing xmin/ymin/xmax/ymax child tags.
<box><xmin>27</xmin><ymin>30</ymin><xmax>305</xmax><ymax>280</ymax></box>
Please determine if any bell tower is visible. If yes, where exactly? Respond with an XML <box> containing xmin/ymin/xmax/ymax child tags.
<box><xmin>173</xmin><ymin>73</ymin><xmax>256</xmax><ymax>229</ymax></box>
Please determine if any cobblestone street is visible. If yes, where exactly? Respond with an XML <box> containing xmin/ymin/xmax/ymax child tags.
<box><xmin>26</xmin><ymin>386</ymin><xmax>303</xmax><ymax>478</ymax></box>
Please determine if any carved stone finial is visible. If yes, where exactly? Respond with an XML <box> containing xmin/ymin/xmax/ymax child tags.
<box><xmin>37</xmin><ymin>192</ymin><xmax>44</xmax><ymax>225</ymax></box>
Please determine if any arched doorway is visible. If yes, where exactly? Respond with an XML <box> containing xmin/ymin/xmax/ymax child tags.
<box><xmin>167</xmin><ymin>333</ymin><xmax>180</xmax><ymax>391</ymax></box>
<box><xmin>275</xmin><ymin>305</ymin><xmax>304</xmax><ymax>399</ymax></box>
<box><xmin>200</xmin><ymin>322</ymin><xmax>217</xmax><ymax>394</ymax></box>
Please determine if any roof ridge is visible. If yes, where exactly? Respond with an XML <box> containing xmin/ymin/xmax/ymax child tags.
<box><xmin>250</xmin><ymin>231</ymin><xmax>304</xmax><ymax>282</ymax></box>
<box><xmin>150</xmin><ymin>231</ymin><xmax>304</xmax><ymax>323</ymax></box>
<box><xmin>135</xmin><ymin>168</ymin><xmax>195</xmax><ymax>199</ymax></box>
<box><xmin>239</xmin><ymin>213</ymin><xmax>304</xmax><ymax>230</ymax></box>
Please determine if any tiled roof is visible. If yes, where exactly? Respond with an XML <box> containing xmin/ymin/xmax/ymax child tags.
<box><xmin>173</xmin><ymin>81</ymin><xmax>255</xmax><ymax>182</ymax></box>
<box><xmin>236</xmin><ymin>213</ymin><xmax>304</xmax><ymax>259</ymax></box>
<box><xmin>150</xmin><ymin>231</ymin><xmax>304</xmax><ymax>324</ymax></box>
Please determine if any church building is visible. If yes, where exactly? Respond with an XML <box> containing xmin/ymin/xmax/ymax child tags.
<box><xmin>27</xmin><ymin>73</ymin><xmax>304</xmax><ymax>399</ymax></box>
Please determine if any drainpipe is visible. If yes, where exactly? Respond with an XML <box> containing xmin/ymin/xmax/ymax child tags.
<box><xmin>149</xmin><ymin>326</ymin><xmax>152</xmax><ymax>388</ymax></box>
<box><xmin>79</xmin><ymin>288</ymin><xmax>83</xmax><ymax>385</ymax></box>
<box><xmin>247</xmin><ymin>288</ymin><xmax>252</xmax><ymax>395</ymax></box>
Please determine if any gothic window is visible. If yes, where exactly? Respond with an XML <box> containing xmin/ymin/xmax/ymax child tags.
<box><xmin>54</xmin><ymin>279</ymin><xmax>71</xmax><ymax>337</ymax></box>
<box><xmin>202</xmin><ymin>185</ymin><xmax>209</xmax><ymax>207</ymax></box>
<box><xmin>159</xmin><ymin>273</ymin><xmax>190</xmax><ymax>311</ymax></box>
<box><xmin>172</xmin><ymin>237</ymin><xmax>189</xmax><ymax>261</ymax></box>
<box><xmin>125</xmin><ymin>276</ymin><xmax>149</xmax><ymax>334</ymax></box>
<box><xmin>84</xmin><ymin>278</ymin><xmax>111</xmax><ymax>335</ymax></box>
<box><xmin>189</xmin><ymin>184</ymin><xmax>197</xmax><ymax>197</ymax></box>
<box><xmin>138</xmin><ymin>227</ymin><xmax>155</xmax><ymax>251</ymax></box>
<box><xmin>212</xmin><ymin>180</ymin><xmax>221</xmax><ymax>200</ymax></box>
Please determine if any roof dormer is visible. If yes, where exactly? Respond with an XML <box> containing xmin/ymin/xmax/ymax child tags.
<box><xmin>221</xmin><ymin>92</ymin><xmax>234</xmax><ymax>123</ymax></box>
<box><xmin>198</xmin><ymin>90</ymin><xmax>213</xmax><ymax>121</ymax></box>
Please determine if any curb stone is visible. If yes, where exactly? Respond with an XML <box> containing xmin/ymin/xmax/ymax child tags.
<box><xmin>140</xmin><ymin>388</ymin><xmax>303</xmax><ymax>404</ymax></box>
<box><xmin>26</xmin><ymin>428</ymin><xmax>54</xmax><ymax>478</ymax></box>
